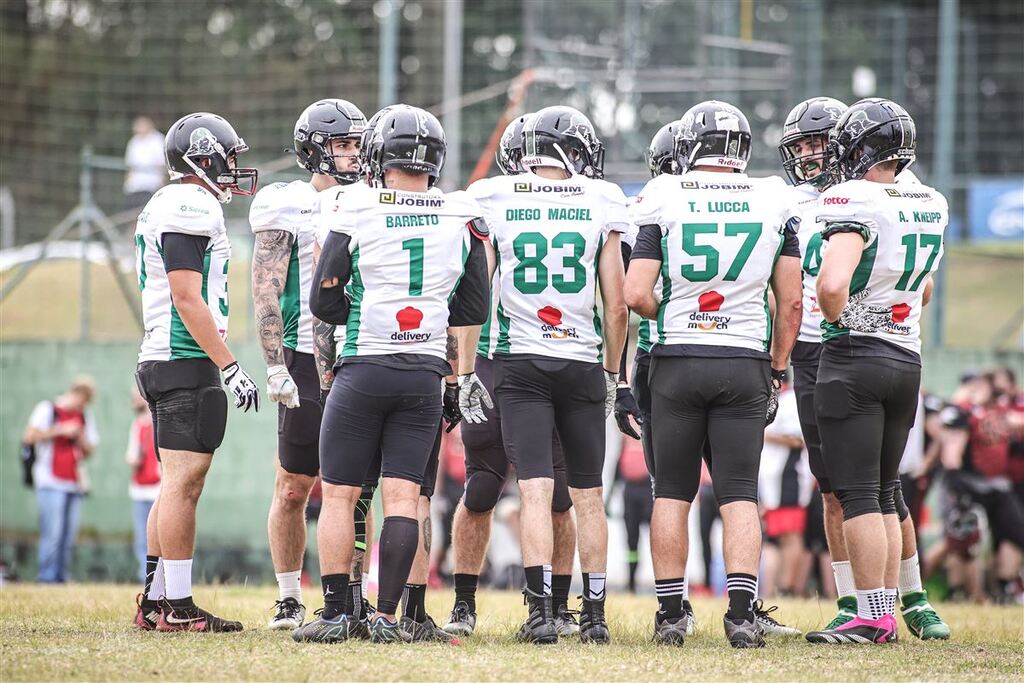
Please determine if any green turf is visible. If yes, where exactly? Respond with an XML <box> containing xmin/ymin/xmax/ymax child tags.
<box><xmin>1</xmin><ymin>585</ymin><xmax>1022</xmax><ymax>681</ymax></box>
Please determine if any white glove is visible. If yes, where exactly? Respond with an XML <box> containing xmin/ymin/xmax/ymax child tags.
<box><xmin>604</xmin><ymin>370</ymin><xmax>617</xmax><ymax>419</ymax></box>
<box><xmin>458</xmin><ymin>372</ymin><xmax>493</xmax><ymax>424</ymax></box>
<box><xmin>838</xmin><ymin>288</ymin><xmax>892</xmax><ymax>333</ymax></box>
<box><xmin>267</xmin><ymin>364</ymin><xmax>300</xmax><ymax>409</ymax></box>
<box><xmin>222</xmin><ymin>362</ymin><xmax>260</xmax><ymax>413</ymax></box>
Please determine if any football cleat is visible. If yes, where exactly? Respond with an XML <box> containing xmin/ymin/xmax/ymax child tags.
<box><xmin>291</xmin><ymin>610</ymin><xmax>353</xmax><ymax>643</ymax></box>
<box><xmin>516</xmin><ymin>589</ymin><xmax>558</xmax><ymax>645</ymax></box>
<box><xmin>268</xmin><ymin>597</ymin><xmax>305</xmax><ymax>631</ymax></box>
<box><xmin>554</xmin><ymin>603</ymin><xmax>580</xmax><ymax>637</ymax></box>
<box><xmin>900</xmin><ymin>590</ymin><xmax>951</xmax><ymax>640</ymax></box>
<box><xmin>653</xmin><ymin>612</ymin><xmax>690</xmax><ymax>646</ymax></box>
<box><xmin>683</xmin><ymin>600</ymin><xmax>697</xmax><ymax>636</ymax></box>
<box><xmin>400</xmin><ymin>615</ymin><xmax>460</xmax><ymax>644</ymax></box>
<box><xmin>578</xmin><ymin>598</ymin><xmax>610</xmax><ymax>644</ymax></box>
<box><xmin>134</xmin><ymin>593</ymin><xmax>160</xmax><ymax>631</ymax></box>
<box><xmin>442</xmin><ymin>601</ymin><xmax>477</xmax><ymax>636</ymax></box>
<box><xmin>821</xmin><ymin>595</ymin><xmax>858</xmax><ymax>631</ymax></box>
<box><xmin>806</xmin><ymin>614</ymin><xmax>898</xmax><ymax>644</ymax></box>
<box><xmin>753</xmin><ymin>599</ymin><xmax>802</xmax><ymax>637</ymax></box>
<box><xmin>156</xmin><ymin>599</ymin><xmax>243</xmax><ymax>633</ymax></box>
<box><xmin>369</xmin><ymin>615</ymin><xmax>412</xmax><ymax>644</ymax></box>
<box><xmin>723</xmin><ymin>615</ymin><xmax>766</xmax><ymax>648</ymax></box>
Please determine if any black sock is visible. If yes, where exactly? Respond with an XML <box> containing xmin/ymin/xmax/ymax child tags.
<box><xmin>167</xmin><ymin>596</ymin><xmax>195</xmax><ymax>611</ymax></box>
<box><xmin>655</xmin><ymin>577</ymin><xmax>685</xmax><ymax>621</ymax></box>
<box><xmin>726</xmin><ymin>572</ymin><xmax>758</xmax><ymax>620</ymax></box>
<box><xmin>377</xmin><ymin>516</ymin><xmax>419</xmax><ymax>616</ymax></box>
<box><xmin>143</xmin><ymin>555</ymin><xmax>159</xmax><ymax>603</ymax></box>
<box><xmin>402</xmin><ymin>583</ymin><xmax>427</xmax><ymax>622</ymax></box>
<box><xmin>454</xmin><ymin>573</ymin><xmax>479</xmax><ymax>612</ymax></box>
<box><xmin>628</xmin><ymin>562</ymin><xmax>639</xmax><ymax>593</ymax></box>
<box><xmin>525</xmin><ymin>565</ymin><xmax>551</xmax><ymax>597</ymax></box>
<box><xmin>321</xmin><ymin>573</ymin><xmax>349</xmax><ymax>620</ymax></box>
<box><xmin>551</xmin><ymin>574</ymin><xmax>571</xmax><ymax>612</ymax></box>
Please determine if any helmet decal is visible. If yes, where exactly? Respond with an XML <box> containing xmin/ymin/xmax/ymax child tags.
<box><xmin>843</xmin><ymin>110</ymin><xmax>878</xmax><ymax>137</ymax></box>
<box><xmin>187</xmin><ymin>127</ymin><xmax>223</xmax><ymax>158</ymax></box>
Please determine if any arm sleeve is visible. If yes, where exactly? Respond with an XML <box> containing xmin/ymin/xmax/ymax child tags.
<box><xmin>630</xmin><ymin>224</ymin><xmax>664</xmax><ymax>261</ymax></box>
<box><xmin>448</xmin><ymin>236</ymin><xmax>491</xmax><ymax>326</ymax></box>
<box><xmin>309</xmin><ymin>231</ymin><xmax>354</xmax><ymax>325</ymax></box>
<box><xmin>780</xmin><ymin>217</ymin><xmax>801</xmax><ymax>257</ymax></box>
<box><xmin>161</xmin><ymin>233</ymin><xmax>210</xmax><ymax>273</ymax></box>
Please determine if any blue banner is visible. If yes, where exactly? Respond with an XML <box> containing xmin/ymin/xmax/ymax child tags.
<box><xmin>968</xmin><ymin>179</ymin><xmax>1024</xmax><ymax>241</ymax></box>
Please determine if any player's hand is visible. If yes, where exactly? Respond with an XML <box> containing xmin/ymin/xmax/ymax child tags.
<box><xmin>266</xmin><ymin>364</ymin><xmax>300</xmax><ymax>409</ymax></box>
<box><xmin>838</xmin><ymin>288</ymin><xmax>891</xmax><ymax>333</ymax></box>
<box><xmin>614</xmin><ymin>384</ymin><xmax>643</xmax><ymax>440</ymax></box>
<box><xmin>458</xmin><ymin>372</ymin><xmax>493</xmax><ymax>424</ymax></box>
<box><xmin>766</xmin><ymin>368</ymin><xmax>785</xmax><ymax>425</ymax></box>
<box><xmin>604</xmin><ymin>370</ymin><xmax>618</xmax><ymax>419</ymax></box>
<box><xmin>443</xmin><ymin>380</ymin><xmax>463</xmax><ymax>432</ymax></box>
<box><xmin>222</xmin><ymin>362</ymin><xmax>260</xmax><ymax>413</ymax></box>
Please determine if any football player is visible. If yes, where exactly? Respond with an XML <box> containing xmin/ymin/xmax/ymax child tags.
<box><xmin>249</xmin><ymin>99</ymin><xmax>366</xmax><ymax>630</ymax></box>
<box><xmin>464</xmin><ymin>105</ymin><xmax>630</xmax><ymax>644</ymax></box>
<box><xmin>443</xmin><ymin>113</ymin><xmax>582</xmax><ymax>639</ymax></box>
<box><xmin>805</xmin><ymin>100</ymin><xmax>948</xmax><ymax>644</ymax></box>
<box><xmin>625</xmin><ymin>100</ymin><xmax>802</xmax><ymax>647</ymax></box>
<box><xmin>133</xmin><ymin>113</ymin><xmax>261</xmax><ymax>632</ymax></box>
<box><xmin>779</xmin><ymin>98</ymin><xmax>949</xmax><ymax>640</ymax></box>
<box><xmin>293</xmin><ymin>106</ymin><xmax>490</xmax><ymax>644</ymax></box>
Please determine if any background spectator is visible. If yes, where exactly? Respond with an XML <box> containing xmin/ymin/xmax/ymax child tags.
<box><xmin>609</xmin><ymin>434</ymin><xmax>652</xmax><ymax>593</ymax></box>
<box><xmin>123</xmin><ymin>116</ymin><xmax>165</xmax><ymax>210</ymax></box>
<box><xmin>22</xmin><ymin>376</ymin><xmax>99</xmax><ymax>583</ymax></box>
<box><xmin>125</xmin><ymin>387</ymin><xmax>159</xmax><ymax>583</ymax></box>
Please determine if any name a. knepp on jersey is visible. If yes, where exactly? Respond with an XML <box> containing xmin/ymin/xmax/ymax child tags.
<box><xmin>688</xmin><ymin>311</ymin><xmax>731</xmax><ymax>330</ymax></box>
<box><xmin>385</xmin><ymin>214</ymin><xmax>440</xmax><ymax>228</ymax></box>
<box><xmin>897</xmin><ymin>211</ymin><xmax>943</xmax><ymax>223</ymax></box>
<box><xmin>505</xmin><ymin>208</ymin><xmax>592</xmax><ymax>221</ymax></box>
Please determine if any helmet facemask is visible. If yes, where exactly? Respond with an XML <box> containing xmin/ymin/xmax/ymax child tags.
<box><xmin>175</xmin><ymin>128</ymin><xmax>257</xmax><ymax>203</ymax></box>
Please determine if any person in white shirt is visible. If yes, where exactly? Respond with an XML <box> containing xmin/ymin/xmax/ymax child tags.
<box><xmin>124</xmin><ymin>116</ymin><xmax>166</xmax><ymax>210</ymax></box>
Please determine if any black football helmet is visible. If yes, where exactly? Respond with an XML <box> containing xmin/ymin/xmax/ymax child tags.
<box><xmin>778</xmin><ymin>97</ymin><xmax>847</xmax><ymax>187</ymax></box>
<box><xmin>361</xmin><ymin>106</ymin><xmax>446</xmax><ymax>187</ymax></box>
<box><xmin>824</xmin><ymin>98</ymin><xmax>916</xmax><ymax>185</ymax></box>
<box><xmin>165</xmin><ymin>112</ymin><xmax>257</xmax><ymax>203</ymax></box>
<box><xmin>673</xmin><ymin>100</ymin><xmax>751</xmax><ymax>173</ymax></box>
<box><xmin>495</xmin><ymin>113</ymin><xmax>534</xmax><ymax>176</ymax></box>
<box><xmin>647</xmin><ymin>121</ymin><xmax>679</xmax><ymax>177</ymax></box>
<box><xmin>293</xmin><ymin>99</ymin><xmax>366</xmax><ymax>184</ymax></box>
<box><xmin>521</xmin><ymin>106</ymin><xmax>604</xmax><ymax>179</ymax></box>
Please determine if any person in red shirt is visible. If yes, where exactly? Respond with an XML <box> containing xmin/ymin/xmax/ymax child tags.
<box><xmin>126</xmin><ymin>388</ymin><xmax>160</xmax><ymax>583</ymax></box>
<box><xmin>22</xmin><ymin>376</ymin><xmax>99</xmax><ymax>583</ymax></box>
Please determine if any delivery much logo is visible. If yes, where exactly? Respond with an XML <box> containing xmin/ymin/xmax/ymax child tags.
<box><xmin>538</xmin><ymin>306</ymin><xmax>579</xmax><ymax>340</ymax></box>
<box><xmin>687</xmin><ymin>291</ymin><xmax>730</xmax><ymax>331</ymax></box>
<box><xmin>887</xmin><ymin>302</ymin><xmax>912</xmax><ymax>335</ymax></box>
<box><xmin>392</xmin><ymin>306</ymin><xmax>431</xmax><ymax>342</ymax></box>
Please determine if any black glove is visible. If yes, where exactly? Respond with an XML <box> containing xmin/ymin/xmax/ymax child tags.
<box><xmin>766</xmin><ymin>367</ymin><xmax>786</xmax><ymax>425</ymax></box>
<box><xmin>443</xmin><ymin>381</ymin><xmax>462</xmax><ymax>432</ymax></box>
<box><xmin>614</xmin><ymin>385</ymin><xmax>643</xmax><ymax>440</ymax></box>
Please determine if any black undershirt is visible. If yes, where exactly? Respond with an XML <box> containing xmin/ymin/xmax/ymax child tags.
<box><xmin>161</xmin><ymin>233</ymin><xmax>209</xmax><ymax>273</ymax></box>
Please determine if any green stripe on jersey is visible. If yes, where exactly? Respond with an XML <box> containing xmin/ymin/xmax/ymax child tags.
<box><xmin>169</xmin><ymin>249</ymin><xmax>212</xmax><ymax>360</ymax></box>
<box><xmin>494</xmin><ymin>249</ymin><xmax>512</xmax><ymax>354</ymax></box>
<box><xmin>763</xmin><ymin>231</ymin><xmax>787</xmax><ymax>351</ymax></box>
<box><xmin>656</xmin><ymin>233</ymin><xmax>672</xmax><ymax>345</ymax></box>
<box><xmin>821</xmin><ymin>238</ymin><xmax>878</xmax><ymax>342</ymax></box>
<box><xmin>477</xmin><ymin>307</ymin><xmax>492</xmax><ymax>356</ymax></box>
<box><xmin>280</xmin><ymin>242</ymin><xmax>300</xmax><ymax>351</ymax></box>
<box><xmin>341</xmin><ymin>247</ymin><xmax>364</xmax><ymax>358</ymax></box>
<box><xmin>637</xmin><ymin>319</ymin><xmax>652</xmax><ymax>352</ymax></box>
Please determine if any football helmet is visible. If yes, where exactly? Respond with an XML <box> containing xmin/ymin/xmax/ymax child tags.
<box><xmin>647</xmin><ymin>121</ymin><xmax>678</xmax><ymax>177</ymax></box>
<box><xmin>293</xmin><ymin>99</ymin><xmax>367</xmax><ymax>184</ymax></box>
<box><xmin>521</xmin><ymin>106</ymin><xmax>604</xmax><ymax>179</ymax></box>
<box><xmin>673</xmin><ymin>100</ymin><xmax>751</xmax><ymax>173</ymax></box>
<box><xmin>824</xmin><ymin>98</ymin><xmax>916</xmax><ymax>184</ymax></box>
<box><xmin>496</xmin><ymin>113</ymin><xmax>534</xmax><ymax>176</ymax></box>
<box><xmin>778</xmin><ymin>97</ymin><xmax>847</xmax><ymax>186</ymax></box>
<box><xmin>361</xmin><ymin>106</ymin><xmax>446</xmax><ymax>187</ymax></box>
<box><xmin>165</xmin><ymin>112</ymin><xmax>257</xmax><ymax>203</ymax></box>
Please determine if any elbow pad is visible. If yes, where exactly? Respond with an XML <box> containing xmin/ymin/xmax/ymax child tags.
<box><xmin>309</xmin><ymin>232</ymin><xmax>353</xmax><ymax>325</ymax></box>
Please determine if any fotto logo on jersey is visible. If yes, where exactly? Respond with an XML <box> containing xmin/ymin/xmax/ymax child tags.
<box><xmin>823</xmin><ymin>196</ymin><xmax>849</xmax><ymax>205</ymax></box>
<box><xmin>379</xmin><ymin>191</ymin><xmax>444</xmax><ymax>208</ymax></box>
<box><xmin>392</xmin><ymin>306</ymin><xmax>431</xmax><ymax>342</ymax></box>
<box><xmin>512</xmin><ymin>182</ymin><xmax>584</xmax><ymax>196</ymax></box>
<box><xmin>679</xmin><ymin>180</ymin><xmax>752</xmax><ymax>191</ymax></box>
<box><xmin>688</xmin><ymin>290</ymin><xmax>731</xmax><ymax>331</ymax></box>
<box><xmin>537</xmin><ymin>306</ymin><xmax>579</xmax><ymax>340</ymax></box>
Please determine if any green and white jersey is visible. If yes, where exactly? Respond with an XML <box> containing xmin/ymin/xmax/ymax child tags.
<box><xmin>476</xmin><ymin>272</ymin><xmax>501</xmax><ymax>359</ymax></box>
<box><xmin>792</xmin><ymin>182</ymin><xmax>825</xmax><ymax>343</ymax></box>
<box><xmin>135</xmin><ymin>184</ymin><xmax>231</xmax><ymax>363</ymax></box>
<box><xmin>627</xmin><ymin>194</ymin><xmax>657</xmax><ymax>354</ymax></box>
<box><xmin>817</xmin><ymin>178</ymin><xmax>947</xmax><ymax>356</ymax></box>
<box><xmin>633</xmin><ymin>171</ymin><xmax>797</xmax><ymax>354</ymax></box>
<box><xmin>319</xmin><ymin>183</ymin><xmax>482</xmax><ymax>362</ymax></box>
<box><xmin>468</xmin><ymin>172</ymin><xmax>629</xmax><ymax>363</ymax></box>
<box><xmin>249</xmin><ymin>180</ymin><xmax>319</xmax><ymax>354</ymax></box>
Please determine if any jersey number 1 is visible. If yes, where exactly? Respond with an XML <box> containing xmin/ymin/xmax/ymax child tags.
<box><xmin>402</xmin><ymin>238</ymin><xmax>425</xmax><ymax>296</ymax></box>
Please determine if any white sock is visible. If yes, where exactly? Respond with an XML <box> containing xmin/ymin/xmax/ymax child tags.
<box><xmin>898</xmin><ymin>553</ymin><xmax>923</xmax><ymax>595</ymax></box>
<box><xmin>163</xmin><ymin>559</ymin><xmax>193</xmax><ymax>601</ymax></box>
<box><xmin>884</xmin><ymin>588</ymin><xmax>899</xmax><ymax>616</ymax></box>
<box><xmin>681</xmin><ymin>578</ymin><xmax>690</xmax><ymax>602</ymax></box>
<box><xmin>542</xmin><ymin>564</ymin><xmax>552</xmax><ymax>596</ymax></box>
<box><xmin>147</xmin><ymin>558</ymin><xmax>166</xmax><ymax>601</ymax></box>
<box><xmin>856</xmin><ymin>587</ymin><xmax>888</xmax><ymax>621</ymax></box>
<box><xmin>276</xmin><ymin>570</ymin><xmax>302</xmax><ymax>602</ymax></box>
<box><xmin>832</xmin><ymin>561</ymin><xmax>856</xmax><ymax>599</ymax></box>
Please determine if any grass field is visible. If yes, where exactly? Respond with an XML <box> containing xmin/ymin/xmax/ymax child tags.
<box><xmin>1</xmin><ymin>585</ymin><xmax>1022</xmax><ymax>681</ymax></box>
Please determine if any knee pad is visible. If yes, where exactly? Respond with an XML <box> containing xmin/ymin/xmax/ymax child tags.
<box><xmin>464</xmin><ymin>471</ymin><xmax>503</xmax><ymax>513</ymax></box>
<box><xmin>835</xmin><ymin>485</ymin><xmax>881</xmax><ymax>521</ymax></box>
<box><xmin>279</xmin><ymin>398</ymin><xmax>322</xmax><ymax>447</ymax></box>
<box><xmin>814</xmin><ymin>379</ymin><xmax>851</xmax><ymax>420</ymax></box>
<box><xmin>194</xmin><ymin>387</ymin><xmax>227</xmax><ymax>452</ymax></box>
<box><xmin>880</xmin><ymin>479</ymin><xmax>897</xmax><ymax>516</ymax></box>
<box><xmin>551</xmin><ymin>470</ymin><xmax>573</xmax><ymax>513</ymax></box>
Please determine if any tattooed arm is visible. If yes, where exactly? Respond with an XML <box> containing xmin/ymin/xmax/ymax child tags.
<box><xmin>251</xmin><ymin>230</ymin><xmax>295</xmax><ymax>367</ymax></box>
<box><xmin>311</xmin><ymin>239</ymin><xmax>337</xmax><ymax>390</ymax></box>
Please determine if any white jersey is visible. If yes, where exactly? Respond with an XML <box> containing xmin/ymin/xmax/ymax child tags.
<box><xmin>319</xmin><ymin>183</ymin><xmax>482</xmax><ymax>362</ymax></box>
<box><xmin>249</xmin><ymin>180</ymin><xmax>319</xmax><ymax>354</ymax></box>
<box><xmin>468</xmin><ymin>172</ymin><xmax>629</xmax><ymax>363</ymax></box>
<box><xmin>632</xmin><ymin>171</ymin><xmax>798</xmax><ymax>354</ymax></box>
<box><xmin>817</xmin><ymin>179</ymin><xmax>948</xmax><ymax>356</ymax></box>
<box><xmin>792</xmin><ymin>183</ymin><xmax>825</xmax><ymax>343</ymax></box>
<box><xmin>135</xmin><ymin>184</ymin><xmax>231</xmax><ymax>363</ymax></box>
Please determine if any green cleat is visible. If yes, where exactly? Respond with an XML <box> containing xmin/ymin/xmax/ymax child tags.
<box><xmin>901</xmin><ymin>590</ymin><xmax>951</xmax><ymax>640</ymax></box>
<box><xmin>823</xmin><ymin>595</ymin><xmax>858</xmax><ymax>631</ymax></box>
